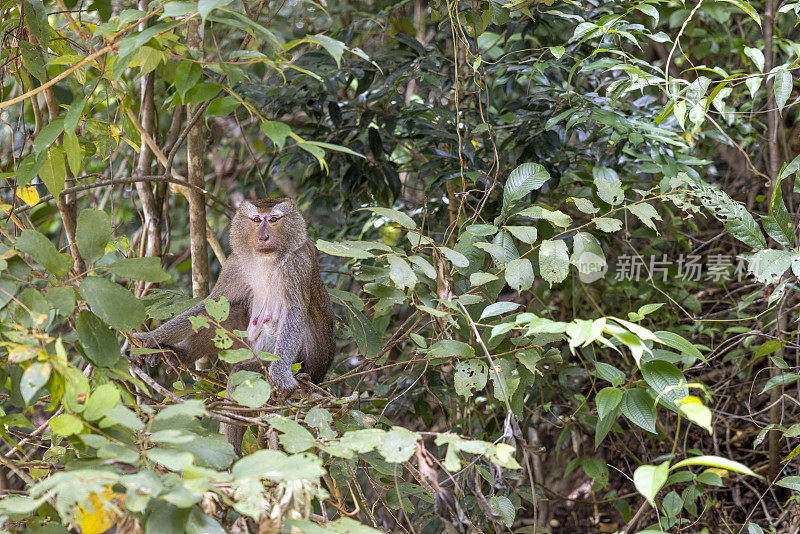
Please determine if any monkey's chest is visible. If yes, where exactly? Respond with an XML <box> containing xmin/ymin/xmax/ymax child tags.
<box><xmin>246</xmin><ymin>280</ymin><xmax>283</xmax><ymax>344</ymax></box>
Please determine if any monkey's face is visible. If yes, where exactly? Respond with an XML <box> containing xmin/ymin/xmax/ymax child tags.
<box><xmin>231</xmin><ymin>199</ymin><xmax>307</xmax><ymax>256</ymax></box>
<box><xmin>248</xmin><ymin>207</ymin><xmax>286</xmax><ymax>254</ymax></box>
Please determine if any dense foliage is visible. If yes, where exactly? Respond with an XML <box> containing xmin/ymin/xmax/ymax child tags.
<box><xmin>1</xmin><ymin>0</ymin><xmax>800</xmax><ymax>532</ymax></box>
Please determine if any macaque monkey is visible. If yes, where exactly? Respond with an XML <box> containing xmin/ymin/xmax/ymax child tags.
<box><xmin>133</xmin><ymin>198</ymin><xmax>335</xmax><ymax>453</ymax></box>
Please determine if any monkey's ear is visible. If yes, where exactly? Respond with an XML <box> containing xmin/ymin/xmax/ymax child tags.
<box><xmin>239</xmin><ymin>201</ymin><xmax>258</xmax><ymax>217</ymax></box>
<box><xmin>271</xmin><ymin>200</ymin><xmax>294</xmax><ymax>217</ymax></box>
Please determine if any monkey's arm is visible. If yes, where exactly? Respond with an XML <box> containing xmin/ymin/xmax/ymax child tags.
<box><xmin>133</xmin><ymin>300</ymin><xmax>209</xmax><ymax>348</ymax></box>
<box><xmin>267</xmin><ymin>306</ymin><xmax>307</xmax><ymax>390</ymax></box>
<box><xmin>134</xmin><ymin>255</ymin><xmax>250</xmax><ymax>348</ymax></box>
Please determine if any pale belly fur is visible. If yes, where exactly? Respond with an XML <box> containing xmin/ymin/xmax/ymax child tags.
<box><xmin>245</xmin><ymin>255</ymin><xmax>283</xmax><ymax>353</ymax></box>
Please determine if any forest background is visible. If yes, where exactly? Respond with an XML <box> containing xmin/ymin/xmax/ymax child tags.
<box><xmin>0</xmin><ymin>0</ymin><xmax>799</xmax><ymax>532</ymax></box>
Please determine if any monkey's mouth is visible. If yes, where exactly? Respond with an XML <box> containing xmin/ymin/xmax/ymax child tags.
<box><xmin>256</xmin><ymin>244</ymin><xmax>276</xmax><ymax>253</ymax></box>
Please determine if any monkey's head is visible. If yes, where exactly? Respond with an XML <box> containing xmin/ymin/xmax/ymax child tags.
<box><xmin>231</xmin><ymin>198</ymin><xmax>308</xmax><ymax>255</ymax></box>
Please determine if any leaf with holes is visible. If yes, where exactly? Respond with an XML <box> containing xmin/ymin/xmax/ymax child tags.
<box><xmin>539</xmin><ymin>240</ymin><xmax>569</xmax><ymax>285</ymax></box>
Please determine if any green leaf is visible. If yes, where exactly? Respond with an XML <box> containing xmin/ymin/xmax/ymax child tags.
<box><xmin>518</xmin><ymin>206</ymin><xmax>572</xmax><ymax>227</ymax></box>
<box><xmin>633</xmin><ymin>461</ymin><xmax>670</xmax><ymax>507</ymax></box>
<box><xmin>593</xmin><ymin>217</ymin><xmax>623</xmax><ymax>232</ymax></box>
<box><xmin>655</xmin><ymin>331</ymin><xmax>705</xmax><ymax>363</ymax></box>
<box><xmin>636</xmin><ymin>3</ymin><xmax>659</xmax><ymax>23</ymax></box>
<box><xmin>378</xmin><ymin>427</ymin><xmax>419</xmax><ymax>463</ymax></box>
<box><xmin>539</xmin><ymin>239</ymin><xmax>569</xmax><ymax>285</ymax></box>
<box><xmin>765</xmin><ymin>172</ymin><xmax>795</xmax><ymax>247</ymax></box>
<box><xmin>20</xmin><ymin>41</ymin><xmax>46</xmax><ymax>81</ymax></box>
<box><xmin>387</xmin><ymin>256</ymin><xmax>417</xmax><ymax>289</ymax></box>
<box><xmin>744</xmin><ymin>249</ymin><xmax>793</xmax><ymax>284</ymax></box>
<box><xmin>621</xmin><ymin>388</ymin><xmax>656</xmax><ymax>434</ymax></box>
<box><xmin>301</xmin><ymin>141</ymin><xmax>364</xmax><ymax>159</ymax></box>
<box><xmin>310</xmin><ymin>34</ymin><xmax>345</xmax><ymax>67</ymax></box>
<box><xmin>596</xmin><ymin>387</ymin><xmax>623</xmax><ymax>420</ymax></box>
<box><xmin>76</xmin><ymin>209</ymin><xmax>112</xmax><ymax>263</ymax></box>
<box><xmin>84</xmin><ymin>383</ymin><xmax>121</xmax><ymax>421</ymax></box>
<box><xmin>79</xmin><ymin>277</ymin><xmax>145</xmax><ymax>331</ymax></box>
<box><xmin>198</xmin><ymin>0</ymin><xmax>232</xmax><ymax>22</ymax></box>
<box><xmin>109</xmin><ymin>257</ymin><xmax>170</xmax><ymax>283</ymax></box>
<box><xmin>218</xmin><ymin>348</ymin><xmax>253</xmax><ymax>364</ymax></box>
<box><xmin>489</xmin><ymin>495</ymin><xmax>515</xmax><ymax>527</ymax></box>
<box><xmin>341</xmin><ymin>305</ymin><xmax>380</xmax><ymax>358</ymax></box>
<box><xmin>205</xmin><ymin>297</ymin><xmax>229</xmax><ymax>322</ymax></box>
<box><xmin>760</xmin><ymin>372</ymin><xmax>800</xmax><ymax>394</ymax></box>
<box><xmin>362</xmin><ymin>207</ymin><xmax>417</xmax><ymax>229</ymax></box>
<box><xmin>155</xmin><ymin>400</ymin><xmax>207</xmax><ymax>422</ymax></box>
<box><xmin>671</xmin><ymin>455</ymin><xmax>760</xmax><ymax>478</ymax></box>
<box><xmin>230</xmin><ymin>372</ymin><xmax>271</xmax><ymax>409</ymax></box>
<box><xmin>76</xmin><ymin>310</ymin><xmax>122</xmax><ymax>367</ymax></box>
<box><xmin>593</xmin><ymin>167</ymin><xmax>624</xmax><ymax>205</ymax></box>
<box><xmin>775</xmin><ymin>69</ymin><xmax>794</xmax><ymax>115</ymax></box>
<box><xmin>186</xmin><ymin>508</ymin><xmax>225</xmax><ymax>534</ymax></box>
<box><xmin>175</xmin><ymin>61</ymin><xmax>202</xmax><ymax>100</ymax></box>
<box><xmin>595</xmin><ymin>410</ymin><xmax>617</xmax><ymax>449</ymax></box>
<box><xmin>316</xmin><ymin>240</ymin><xmax>373</xmax><ymax>259</ymax></box>
<box><xmin>641</xmin><ymin>360</ymin><xmax>688</xmax><ymax>410</ymax></box>
<box><xmin>470</xmin><ymin>272</ymin><xmax>498</xmax><ymax>286</ymax></box>
<box><xmin>408</xmin><ymin>255</ymin><xmax>436</xmax><ymax>279</ymax></box>
<box><xmin>16</xmin><ymin>229</ymin><xmax>73</xmax><ymax>277</ymax></box>
<box><xmin>260</xmin><ymin>120</ymin><xmax>292</xmax><ymax>151</ymax></box>
<box><xmin>479</xmin><ymin>301</ymin><xmax>520</xmax><ymax>319</ymax></box>
<box><xmin>506</xmin><ymin>258</ymin><xmax>534</xmax><ymax>291</ymax></box>
<box><xmin>270</xmin><ymin>416</ymin><xmax>315</xmax><ymax>453</ymax></box>
<box><xmin>549</xmin><ymin>45</ymin><xmax>565</xmax><ymax>59</ymax></box>
<box><xmin>717</xmin><ymin>0</ymin><xmax>761</xmax><ymax>27</ymax></box>
<box><xmin>50</xmin><ymin>413</ymin><xmax>84</xmax><ymax>436</ymax></box>
<box><xmin>23</xmin><ymin>0</ymin><xmax>49</xmax><ymax>47</ymax></box>
<box><xmin>15</xmin><ymin>152</ymin><xmax>45</xmax><ymax>188</ymax></box>
<box><xmin>33</xmin><ymin>118</ymin><xmax>64</xmax><ymax>154</ymax></box>
<box><xmin>489</xmin><ymin>1</ymin><xmax>510</xmax><ymax>25</ymax></box>
<box><xmin>676</xmin><ymin>396</ymin><xmax>713</xmax><ymax>434</ymax></box>
<box><xmin>63</xmin><ymin>131</ymin><xmax>82</xmax><ymax>174</ymax></box>
<box><xmin>47</xmin><ymin>286</ymin><xmax>76</xmax><ymax>316</ymax></box>
<box><xmin>628</xmin><ymin>202</ymin><xmax>662</xmax><ymax>231</ymax></box>
<box><xmin>20</xmin><ymin>362</ymin><xmax>51</xmax><ymax>404</ymax></box>
<box><xmin>502</xmin><ymin>163</ymin><xmax>549</xmax><ymax>214</ymax></box>
<box><xmin>454</xmin><ymin>360</ymin><xmax>488</xmax><ymax>398</ymax></box>
<box><xmin>39</xmin><ymin>146</ymin><xmax>66</xmax><ymax>197</ymax></box>
<box><xmin>466</xmin><ymin>224</ymin><xmax>498</xmax><ymax>237</ymax></box>
<box><xmin>776</xmin><ymin>476</ymin><xmax>800</xmax><ymax>491</ymax></box>
<box><xmin>65</xmin><ymin>96</ymin><xmax>87</xmax><ymax>133</ymax></box>
<box><xmin>439</xmin><ymin>246</ymin><xmax>469</xmax><ymax>268</ymax></box>
<box><xmin>504</xmin><ymin>225</ymin><xmax>537</xmax><ymax>244</ymax></box>
<box><xmin>232</xmin><ymin>450</ymin><xmax>324</xmax><ymax>481</ymax></box>
<box><xmin>428</xmin><ymin>339</ymin><xmax>475</xmax><ymax>359</ymax></box>
<box><xmin>744</xmin><ymin>47</ymin><xmax>765</xmax><ymax>72</ymax></box>
<box><xmin>206</xmin><ymin>96</ymin><xmax>241</xmax><ymax>117</ymax></box>
<box><xmin>146</xmin><ymin>448</ymin><xmax>193</xmax><ymax>471</ymax></box>
<box><xmin>690</xmin><ymin>180</ymin><xmax>766</xmax><ymax>248</ymax></box>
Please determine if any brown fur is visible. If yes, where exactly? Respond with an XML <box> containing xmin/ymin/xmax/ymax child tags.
<box><xmin>133</xmin><ymin>198</ymin><xmax>335</xmax><ymax>454</ymax></box>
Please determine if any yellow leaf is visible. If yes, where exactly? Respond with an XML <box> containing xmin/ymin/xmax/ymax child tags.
<box><xmin>16</xmin><ymin>185</ymin><xmax>39</xmax><ymax>206</ymax></box>
<box><xmin>74</xmin><ymin>486</ymin><xmax>120</xmax><ymax>534</ymax></box>
<box><xmin>703</xmin><ymin>467</ymin><xmax>730</xmax><ymax>478</ymax></box>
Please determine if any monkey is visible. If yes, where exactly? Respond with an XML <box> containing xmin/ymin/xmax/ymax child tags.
<box><xmin>132</xmin><ymin>198</ymin><xmax>335</xmax><ymax>454</ymax></box>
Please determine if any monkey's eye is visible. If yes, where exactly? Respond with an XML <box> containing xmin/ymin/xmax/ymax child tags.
<box><xmin>251</xmin><ymin>216</ymin><xmax>262</xmax><ymax>224</ymax></box>
<box><xmin>268</xmin><ymin>216</ymin><xmax>280</xmax><ymax>223</ymax></box>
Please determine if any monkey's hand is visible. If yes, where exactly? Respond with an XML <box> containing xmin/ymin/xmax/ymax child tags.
<box><xmin>269</xmin><ymin>362</ymin><xmax>299</xmax><ymax>395</ymax></box>
<box><xmin>130</xmin><ymin>332</ymin><xmax>179</xmax><ymax>368</ymax></box>
<box><xmin>131</xmin><ymin>331</ymin><xmax>157</xmax><ymax>348</ymax></box>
